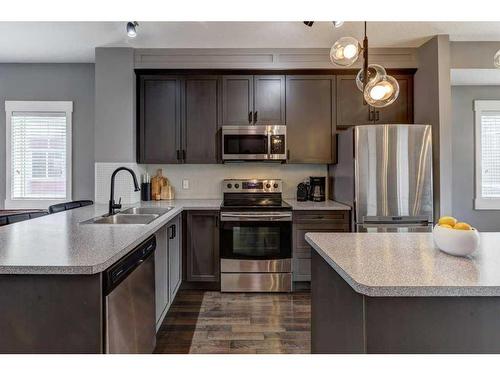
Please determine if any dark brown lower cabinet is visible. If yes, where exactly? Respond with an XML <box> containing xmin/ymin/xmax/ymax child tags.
<box><xmin>184</xmin><ymin>210</ymin><xmax>220</xmax><ymax>289</ymax></box>
<box><xmin>311</xmin><ymin>251</ymin><xmax>500</xmax><ymax>354</ymax></box>
<box><xmin>293</xmin><ymin>210</ymin><xmax>350</xmax><ymax>283</ymax></box>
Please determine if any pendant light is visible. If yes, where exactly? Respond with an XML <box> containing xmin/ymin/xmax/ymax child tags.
<box><xmin>330</xmin><ymin>22</ymin><xmax>400</xmax><ymax>108</ymax></box>
<box><xmin>330</xmin><ymin>37</ymin><xmax>362</xmax><ymax>66</ymax></box>
<box><xmin>355</xmin><ymin>64</ymin><xmax>386</xmax><ymax>91</ymax></box>
<box><xmin>495</xmin><ymin>49</ymin><xmax>500</xmax><ymax>68</ymax></box>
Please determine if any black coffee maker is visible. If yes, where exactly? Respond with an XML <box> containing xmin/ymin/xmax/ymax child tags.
<box><xmin>309</xmin><ymin>177</ymin><xmax>326</xmax><ymax>202</ymax></box>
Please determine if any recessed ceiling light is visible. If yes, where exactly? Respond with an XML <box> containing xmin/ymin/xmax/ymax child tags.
<box><xmin>127</xmin><ymin>22</ymin><xmax>139</xmax><ymax>38</ymax></box>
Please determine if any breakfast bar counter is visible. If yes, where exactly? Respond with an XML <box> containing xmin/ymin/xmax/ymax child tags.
<box><xmin>305</xmin><ymin>232</ymin><xmax>500</xmax><ymax>354</ymax></box>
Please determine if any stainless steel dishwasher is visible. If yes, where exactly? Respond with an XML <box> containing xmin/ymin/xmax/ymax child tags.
<box><xmin>104</xmin><ymin>236</ymin><xmax>156</xmax><ymax>354</ymax></box>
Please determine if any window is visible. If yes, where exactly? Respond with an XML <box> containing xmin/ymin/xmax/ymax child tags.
<box><xmin>5</xmin><ymin>101</ymin><xmax>72</xmax><ymax>209</ymax></box>
<box><xmin>474</xmin><ymin>100</ymin><xmax>500</xmax><ymax>210</ymax></box>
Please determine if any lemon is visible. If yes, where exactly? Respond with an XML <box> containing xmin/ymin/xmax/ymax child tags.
<box><xmin>438</xmin><ymin>216</ymin><xmax>458</xmax><ymax>227</ymax></box>
<box><xmin>454</xmin><ymin>222</ymin><xmax>472</xmax><ymax>230</ymax></box>
<box><xmin>439</xmin><ymin>224</ymin><xmax>453</xmax><ymax>229</ymax></box>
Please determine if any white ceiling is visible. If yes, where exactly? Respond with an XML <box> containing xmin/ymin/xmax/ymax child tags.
<box><xmin>1</xmin><ymin>22</ymin><xmax>500</xmax><ymax>63</ymax></box>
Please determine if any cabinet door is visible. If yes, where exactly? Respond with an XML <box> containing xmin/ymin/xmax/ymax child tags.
<box><xmin>168</xmin><ymin>215</ymin><xmax>182</xmax><ymax>300</ymax></box>
<box><xmin>221</xmin><ymin>75</ymin><xmax>253</xmax><ymax>125</ymax></box>
<box><xmin>185</xmin><ymin>210</ymin><xmax>220</xmax><ymax>283</ymax></box>
<box><xmin>154</xmin><ymin>225</ymin><xmax>169</xmax><ymax>327</ymax></box>
<box><xmin>138</xmin><ymin>76</ymin><xmax>181</xmax><ymax>163</ymax></box>
<box><xmin>254</xmin><ymin>75</ymin><xmax>286</xmax><ymax>124</ymax></box>
<box><xmin>374</xmin><ymin>74</ymin><xmax>414</xmax><ymax>124</ymax></box>
<box><xmin>336</xmin><ymin>75</ymin><xmax>372</xmax><ymax>128</ymax></box>
<box><xmin>182</xmin><ymin>76</ymin><xmax>220</xmax><ymax>163</ymax></box>
<box><xmin>292</xmin><ymin>210</ymin><xmax>351</xmax><ymax>282</ymax></box>
<box><xmin>286</xmin><ymin>75</ymin><xmax>335</xmax><ymax>163</ymax></box>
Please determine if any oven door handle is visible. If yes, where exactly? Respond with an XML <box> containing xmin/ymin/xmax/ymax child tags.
<box><xmin>220</xmin><ymin>213</ymin><xmax>292</xmax><ymax>222</ymax></box>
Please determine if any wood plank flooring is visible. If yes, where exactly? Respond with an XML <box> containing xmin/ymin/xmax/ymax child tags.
<box><xmin>155</xmin><ymin>290</ymin><xmax>311</xmax><ymax>354</ymax></box>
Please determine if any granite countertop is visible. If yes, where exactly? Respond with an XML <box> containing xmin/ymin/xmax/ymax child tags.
<box><xmin>284</xmin><ymin>199</ymin><xmax>351</xmax><ymax>210</ymax></box>
<box><xmin>306</xmin><ymin>232</ymin><xmax>500</xmax><ymax>297</ymax></box>
<box><xmin>0</xmin><ymin>199</ymin><xmax>221</xmax><ymax>275</ymax></box>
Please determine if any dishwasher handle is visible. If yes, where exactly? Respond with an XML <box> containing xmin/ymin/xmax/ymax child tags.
<box><xmin>104</xmin><ymin>236</ymin><xmax>156</xmax><ymax>294</ymax></box>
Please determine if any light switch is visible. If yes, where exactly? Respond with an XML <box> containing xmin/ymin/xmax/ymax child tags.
<box><xmin>182</xmin><ymin>179</ymin><xmax>189</xmax><ymax>189</ymax></box>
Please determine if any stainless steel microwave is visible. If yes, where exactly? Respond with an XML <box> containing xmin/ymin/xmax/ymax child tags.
<box><xmin>221</xmin><ymin>125</ymin><xmax>287</xmax><ymax>161</ymax></box>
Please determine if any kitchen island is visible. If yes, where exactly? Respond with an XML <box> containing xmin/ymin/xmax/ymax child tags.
<box><xmin>0</xmin><ymin>199</ymin><xmax>220</xmax><ymax>353</ymax></box>
<box><xmin>306</xmin><ymin>232</ymin><xmax>500</xmax><ymax>354</ymax></box>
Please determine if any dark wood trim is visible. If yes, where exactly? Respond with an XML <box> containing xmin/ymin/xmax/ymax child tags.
<box><xmin>180</xmin><ymin>281</ymin><xmax>221</xmax><ymax>291</ymax></box>
<box><xmin>135</xmin><ymin>68</ymin><xmax>417</xmax><ymax>76</ymax></box>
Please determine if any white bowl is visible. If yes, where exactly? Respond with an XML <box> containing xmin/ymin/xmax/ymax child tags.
<box><xmin>433</xmin><ymin>224</ymin><xmax>480</xmax><ymax>257</ymax></box>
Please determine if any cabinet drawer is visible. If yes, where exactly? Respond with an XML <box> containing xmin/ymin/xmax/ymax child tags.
<box><xmin>294</xmin><ymin>226</ymin><xmax>347</xmax><ymax>255</ymax></box>
<box><xmin>294</xmin><ymin>210</ymin><xmax>349</xmax><ymax>224</ymax></box>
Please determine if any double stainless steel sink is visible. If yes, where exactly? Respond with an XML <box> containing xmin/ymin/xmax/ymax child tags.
<box><xmin>82</xmin><ymin>206</ymin><xmax>173</xmax><ymax>225</ymax></box>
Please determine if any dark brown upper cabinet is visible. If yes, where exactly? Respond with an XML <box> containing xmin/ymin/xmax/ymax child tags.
<box><xmin>374</xmin><ymin>74</ymin><xmax>414</xmax><ymax>124</ymax></box>
<box><xmin>138</xmin><ymin>75</ymin><xmax>181</xmax><ymax>164</ymax></box>
<box><xmin>181</xmin><ymin>76</ymin><xmax>220</xmax><ymax>163</ymax></box>
<box><xmin>336</xmin><ymin>75</ymin><xmax>371</xmax><ymax>127</ymax></box>
<box><xmin>221</xmin><ymin>75</ymin><xmax>285</xmax><ymax>125</ymax></box>
<box><xmin>184</xmin><ymin>210</ymin><xmax>220</xmax><ymax>284</ymax></box>
<box><xmin>286</xmin><ymin>75</ymin><xmax>336</xmax><ymax>164</ymax></box>
<box><xmin>221</xmin><ymin>75</ymin><xmax>253</xmax><ymax>125</ymax></box>
<box><xmin>253</xmin><ymin>75</ymin><xmax>286</xmax><ymax>124</ymax></box>
<box><xmin>137</xmin><ymin>74</ymin><xmax>220</xmax><ymax>164</ymax></box>
<box><xmin>336</xmin><ymin>73</ymin><xmax>414</xmax><ymax>128</ymax></box>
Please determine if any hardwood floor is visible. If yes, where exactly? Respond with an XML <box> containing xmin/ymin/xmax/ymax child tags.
<box><xmin>155</xmin><ymin>290</ymin><xmax>311</xmax><ymax>354</ymax></box>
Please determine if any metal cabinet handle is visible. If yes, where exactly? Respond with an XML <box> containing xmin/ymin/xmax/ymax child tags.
<box><xmin>375</xmin><ymin>111</ymin><xmax>380</xmax><ymax>121</ymax></box>
<box><xmin>169</xmin><ymin>224</ymin><xmax>176</xmax><ymax>239</ymax></box>
<box><xmin>253</xmin><ymin>111</ymin><xmax>258</xmax><ymax>124</ymax></box>
<box><xmin>248</xmin><ymin>111</ymin><xmax>253</xmax><ymax>124</ymax></box>
<box><xmin>368</xmin><ymin>110</ymin><xmax>373</xmax><ymax>122</ymax></box>
<box><xmin>176</xmin><ymin>149</ymin><xmax>182</xmax><ymax>161</ymax></box>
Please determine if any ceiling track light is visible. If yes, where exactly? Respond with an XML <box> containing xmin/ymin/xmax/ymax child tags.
<box><xmin>303</xmin><ymin>21</ymin><xmax>344</xmax><ymax>29</ymax></box>
<box><xmin>127</xmin><ymin>21</ymin><xmax>139</xmax><ymax>38</ymax></box>
<box><xmin>330</xmin><ymin>21</ymin><xmax>399</xmax><ymax>108</ymax></box>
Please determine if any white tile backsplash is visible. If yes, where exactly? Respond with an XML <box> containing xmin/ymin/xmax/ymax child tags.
<box><xmin>144</xmin><ymin>163</ymin><xmax>328</xmax><ymax>199</ymax></box>
<box><xmin>95</xmin><ymin>163</ymin><xmax>146</xmax><ymax>204</ymax></box>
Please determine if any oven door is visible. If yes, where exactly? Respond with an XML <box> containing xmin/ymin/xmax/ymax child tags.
<box><xmin>220</xmin><ymin>213</ymin><xmax>292</xmax><ymax>260</ymax></box>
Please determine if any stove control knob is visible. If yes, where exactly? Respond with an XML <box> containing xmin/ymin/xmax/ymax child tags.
<box><xmin>234</xmin><ymin>183</ymin><xmax>240</xmax><ymax>189</ymax></box>
<box><xmin>266</xmin><ymin>183</ymin><xmax>271</xmax><ymax>189</ymax></box>
<box><xmin>226</xmin><ymin>183</ymin><xmax>232</xmax><ymax>189</ymax></box>
<box><xmin>273</xmin><ymin>183</ymin><xmax>279</xmax><ymax>189</ymax></box>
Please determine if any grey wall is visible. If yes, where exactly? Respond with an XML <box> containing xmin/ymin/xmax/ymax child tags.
<box><xmin>0</xmin><ymin>63</ymin><xmax>95</xmax><ymax>208</ymax></box>
<box><xmin>94</xmin><ymin>47</ymin><xmax>135</xmax><ymax>162</ymax></box>
<box><xmin>451</xmin><ymin>86</ymin><xmax>500</xmax><ymax>231</ymax></box>
<box><xmin>414</xmin><ymin>35</ymin><xmax>452</xmax><ymax>219</ymax></box>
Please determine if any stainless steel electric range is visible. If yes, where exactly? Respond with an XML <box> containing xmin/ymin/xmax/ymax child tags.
<box><xmin>219</xmin><ymin>179</ymin><xmax>292</xmax><ymax>292</ymax></box>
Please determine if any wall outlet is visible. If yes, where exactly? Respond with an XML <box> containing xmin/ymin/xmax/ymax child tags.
<box><xmin>182</xmin><ymin>179</ymin><xmax>190</xmax><ymax>189</ymax></box>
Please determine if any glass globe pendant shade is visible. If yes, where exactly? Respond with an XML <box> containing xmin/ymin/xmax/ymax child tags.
<box><xmin>330</xmin><ymin>37</ymin><xmax>361</xmax><ymax>67</ymax></box>
<box><xmin>355</xmin><ymin>64</ymin><xmax>387</xmax><ymax>92</ymax></box>
<box><xmin>364</xmin><ymin>75</ymin><xmax>400</xmax><ymax>108</ymax></box>
<box><xmin>495</xmin><ymin>49</ymin><xmax>500</xmax><ymax>68</ymax></box>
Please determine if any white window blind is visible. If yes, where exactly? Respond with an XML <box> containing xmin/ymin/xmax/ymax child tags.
<box><xmin>5</xmin><ymin>101</ymin><xmax>72</xmax><ymax>209</ymax></box>
<box><xmin>11</xmin><ymin>112</ymin><xmax>67</xmax><ymax>199</ymax></box>
<box><xmin>474</xmin><ymin>100</ymin><xmax>500</xmax><ymax>209</ymax></box>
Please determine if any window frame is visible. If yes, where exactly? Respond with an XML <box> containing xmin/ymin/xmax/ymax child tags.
<box><xmin>5</xmin><ymin>101</ymin><xmax>73</xmax><ymax>209</ymax></box>
<box><xmin>474</xmin><ymin>100</ymin><xmax>500</xmax><ymax>210</ymax></box>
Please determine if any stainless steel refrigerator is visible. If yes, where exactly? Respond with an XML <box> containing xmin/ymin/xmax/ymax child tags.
<box><xmin>331</xmin><ymin>124</ymin><xmax>433</xmax><ymax>232</ymax></box>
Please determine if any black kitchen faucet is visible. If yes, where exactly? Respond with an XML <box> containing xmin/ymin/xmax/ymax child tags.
<box><xmin>109</xmin><ymin>167</ymin><xmax>140</xmax><ymax>216</ymax></box>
